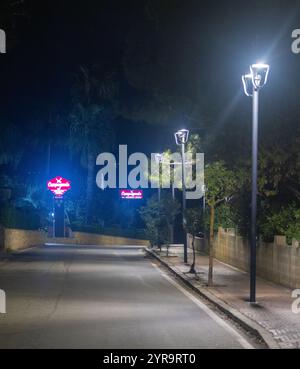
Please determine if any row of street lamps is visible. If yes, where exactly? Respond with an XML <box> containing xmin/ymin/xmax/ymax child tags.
<box><xmin>155</xmin><ymin>63</ymin><xmax>270</xmax><ymax>302</ymax></box>
<box><xmin>174</xmin><ymin>129</ymin><xmax>190</xmax><ymax>263</ymax></box>
<box><xmin>155</xmin><ymin>129</ymin><xmax>190</xmax><ymax>263</ymax></box>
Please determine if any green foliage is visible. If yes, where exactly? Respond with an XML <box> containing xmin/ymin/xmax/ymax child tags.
<box><xmin>204</xmin><ymin>203</ymin><xmax>237</xmax><ymax>231</ymax></box>
<box><xmin>139</xmin><ymin>193</ymin><xmax>180</xmax><ymax>247</ymax></box>
<box><xmin>139</xmin><ymin>196</ymin><xmax>161</xmax><ymax>247</ymax></box>
<box><xmin>205</xmin><ymin>161</ymin><xmax>241</xmax><ymax>207</ymax></box>
<box><xmin>257</xmin><ymin>141</ymin><xmax>300</xmax><ymax>203</ymax></box>
<box><xmin>184</xmin><ymin>208</ymin><xmax>203</xmax><ymax>236</ymax></box>
<box><xmin>201</xmin><ymin>203</ymin><xmax>238</xmax><ymax>233</ymax></box>
<box><xmin>0</xmin><ymin>124</ymin><xmax>23</xmax><ymax>169</ymax></box>
<box><xmin>69</xmin><ymin>66</ymin><xmax>117</xmax><ymax>223</ymax></box>
<box><xmin>0</xmin><ymin>204</ymin><xmax>40</xmax><ymax>230</ymax></box>
<box><xmin>259</xmin><ymin>204</ymin><xmax>300</xmax><ymax>243</ymax></box>
<box><xmin>69</xmin><ymin>103</ymin><xmax>115</xmax><ymax>165</ymax></box>
<box><xmin>186</xmin><ymin>134</ymin><xmax>204</xmax><ymax>156</ymax></box>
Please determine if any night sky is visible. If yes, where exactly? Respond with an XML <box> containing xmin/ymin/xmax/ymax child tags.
<box><xmin>1</xmin><ymin>0</ymin><xmax>300</xmax><ymax>183</ymax></box>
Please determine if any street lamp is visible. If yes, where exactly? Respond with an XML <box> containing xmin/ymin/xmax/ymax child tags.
<box><xmin>154</xmin><ymin>153</ymin><xmax>163</xmax><ymax>201</ymax></box>
<box><xmin>202</xmin><ymin>184</ymin><xmax>206</xmax><ymax>215</ymax></box>
<box><xmin>242</xmin><ymin>63</ymin><xmax>270</xmax><ymax>304</ymax></box>
<box><xmin>174</xmin><ymin>129</ymin><xmax>189</xmax><ymax>263</ymax></box>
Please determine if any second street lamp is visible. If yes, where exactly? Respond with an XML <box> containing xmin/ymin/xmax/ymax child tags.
<box><xmin>154</xmin><ymin>153</ymin><xmax>163</xmax><ymax>202</ymax></box>
<box><xmin>242</xmin><ymin>63</ymin><xmax>269</xmax><ymax>304</ymax></box>
<box><xmin>174</xmin><ymin>129</ymin><xmax>189</xmax><ymax>263</ymax></box>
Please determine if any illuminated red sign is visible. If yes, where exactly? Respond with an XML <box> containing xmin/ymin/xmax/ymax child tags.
<box><xmin>120</xmin><ymin>189</ymin><xmax>143</xmax><ymax>199</ymax></box>
<box><xmin>47</xmin><ymin>176</ymin><xmax>71</xmax><ymax>198</ymax></box>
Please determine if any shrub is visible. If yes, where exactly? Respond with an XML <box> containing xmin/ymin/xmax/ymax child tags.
<box><xmin>0</xmin><ymin>204</ymin><xmax>40</xmax><ymax>230</ymax></box>
<box><xmin>259</xmin><ymin>203</ymin><xmax>300</xmax><ymax>243</ymax></box>
<box><xmin>139</xmin><ymin>194</ymin><xmax>180</xmax><ymax>248</ymax></box>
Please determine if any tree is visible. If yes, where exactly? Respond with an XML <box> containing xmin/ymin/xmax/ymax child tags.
<box><xmin>139</xmin><ymin>194</ymin><xmax>180</xmax><ymax>251</ymax></box>
<box><xmin>159</xmin><ymin>194</ymin><xmax>180</xmax><ymax>255</ymax></box>
<box><xmin>258</xmin><ymin>203</ymin><xmax>300</xmax><ymax>243</ymax></box>
<box><xmin>255</xmin><ymin>140</ymin><xmax>300</xmax><ymax>205</ymax></box>
<box><xmin>27</xmin><ymin>109</ymin><xmax>69</xmax><ymax>182</ymax></box>
<box><xmin>205</xmin><ymin>161</ymin><xmax>241</xmax><ymax>286</ymax></box>
<box><xmin>69</xmin><ymin>103</ymin><xmax>114</xmax><ymax>224</ymax></box>
<box><xmin>184</xmin><ymin>208</ymin><xmax>203</xmax><ymax>274</ymax></box>
<box><xmin>69</xmin><ymin>66</ymin><xmax>117</xmax><ymax>224</ymax></box>
<box><xmin>0</xmin><ymin>122</ymin><xmax>23</xmax><ymax>171</ymax></box>
<box><xmin>139</xmin><ymin>196</ymin><xmax>161</xmax><ymax>248</ymax></box>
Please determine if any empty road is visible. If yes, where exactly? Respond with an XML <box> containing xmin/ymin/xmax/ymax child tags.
<box><xmin>0</xmin><ymin>245</ymin><xmax>258</xmax><ymax>349</ymax></box>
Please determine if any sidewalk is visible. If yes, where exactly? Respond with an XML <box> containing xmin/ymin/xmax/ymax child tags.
<box><xmin>148</xmin><ymin>248</ymin><xmax>300</xmax><ymax>349</ymax></box>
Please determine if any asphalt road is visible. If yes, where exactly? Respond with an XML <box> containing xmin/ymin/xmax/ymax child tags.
<box><xmin>0</xmin><ymin>245</ymin><xmax>257</xmax><ymax>349</ymax></box>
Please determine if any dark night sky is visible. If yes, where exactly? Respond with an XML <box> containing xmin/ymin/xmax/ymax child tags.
<box><xmin>1</xmin><ymin>0</ymin><xmax>300</xmax><ymax>161</ymax></box>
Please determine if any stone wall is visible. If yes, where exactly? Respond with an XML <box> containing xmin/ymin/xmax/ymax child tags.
<box><xmin>74</xmin><ymin>232</ymin><xmax>148</xmax><ymax>246</ymax></box>
<box><xmin>1</xmin><ymin>228</ymin><xmax>148</xmax><ymax>251</ymax></box>
<box><xmin>4</xmin><ymin>229</ymin><xmax>46</xmax><ymax>251</ymax></box>
<box><xmin>187</xmin><ymin>233</ymin><xmax>208</xmax><ymax>253</ymax></box>
<box><xmin>0</xmin><ymin>226</ymin><xmax>4</xmax><ymax>251</ymax></box>
<box><xmin>214</xmin><ymin>227</ymin><xmax>300</xmax><ymax>289</ymax></box>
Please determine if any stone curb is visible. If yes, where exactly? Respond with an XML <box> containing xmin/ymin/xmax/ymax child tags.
<box><xmin>146</xmin><ymin>248</ymin><xmax>280</xmax><ymax>350</ymax></box>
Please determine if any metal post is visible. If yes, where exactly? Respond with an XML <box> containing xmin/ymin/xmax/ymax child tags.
<box><xmin>181</xmin><ymin>143</ymin><xmax>187</xmax><ymax>263</ymax></box>
<box><xmin>52</xmin><ymin>197</ymin><xmax>55</xmax><ymax>238</ymax></box>
<box><xmin>158</xmin><ymin>156</ymin><xmax>162</xmax><ymax>202</ymax></box>
<box><xmin>171</xmin><ymin>163</ymin><xmax>175</xmax><ymax>200</ymax></box>
<box><xmin>171</xmin><ymin>163</ymin><xmax>175</xmax><ymax>244</ymax></box>
<box><xmin>202</xmin><ymin>186</ymin><xmax>206</xmax><ymax>214</ymax></box>
<box><xmin>54</xmin><ymin>197</ymin><xmax>65</xmax><ymax>238</ymax></box>
<box><xmin>250</xmin><ymin>88</ymin><xmax>259</xmax><ymax>303</ymax></box>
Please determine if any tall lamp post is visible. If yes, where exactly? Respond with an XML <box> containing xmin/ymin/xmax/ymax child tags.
<box><xmin>174</xmin><ymin>129</ymin><xmax>189</xmax><ymax>263</ymax></box>
<box><xmin>154</xmin><ymin>153</ymin><xmax>163</xmax><ymax>202</ymax></box>
<box><xmin>242</xmin><ymin>63</ymin><xmax>269</xmax><ymax>304</ymax></box>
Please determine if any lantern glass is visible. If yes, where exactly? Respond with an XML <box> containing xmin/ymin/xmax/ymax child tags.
<box><xmin>174</xmin><ymin>129</ymin><xmax>189</xmax><ymax>145</ymax></box>
<box><xmin>250</xmin><ymin>63</ymin><xmax>269</xmax><ymax>89</ymax></box>
<box><xmin>242</xmin><ymin>74</ymin><xmax>253</xmax><ymax>97</ymax></box>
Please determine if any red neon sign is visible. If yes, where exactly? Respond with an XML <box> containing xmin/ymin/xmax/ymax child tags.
<box><xmin>47</xmin><ymin>176</ymin><xmax>71</xmax><ymax>198</ymax></box>
<box><xmin>120</xmin><ymin>189</ymin><xmax>143</xmax><ymax>199</ymax></box>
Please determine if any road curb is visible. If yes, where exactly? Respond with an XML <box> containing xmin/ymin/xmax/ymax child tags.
<box><xmin>0</xmin><ymin>246</ymin><xmax>39</xmax><ymax>266</ymax></box>
<box><xmin>0</xmin><ymin>252</ymin><xmax>11</xmax><ymax>265</ymax></box>
<box><xmin>146</xmin><ymin>248</ymin><xmax>280</xmax><ymax>349</ymax></box>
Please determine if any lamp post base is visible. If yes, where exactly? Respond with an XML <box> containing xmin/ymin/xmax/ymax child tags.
<box><xmin>247</xmin><ymin>301</ymin><xmax>260</xmax><ymax>307</ymax></box>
